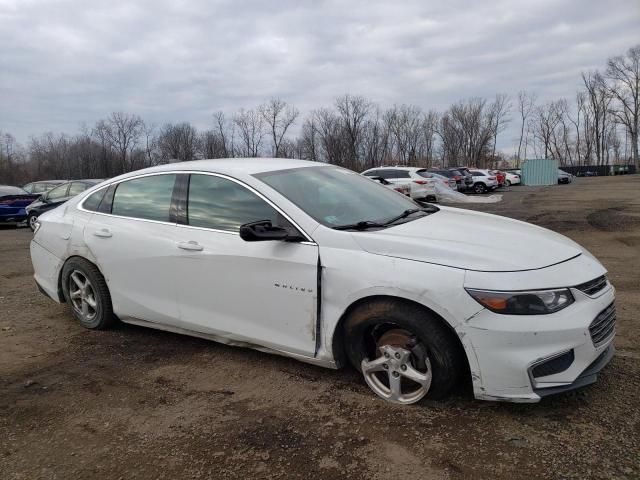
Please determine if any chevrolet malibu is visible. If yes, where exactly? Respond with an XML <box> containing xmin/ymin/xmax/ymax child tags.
<box><xmin>30</xmin><ymin>159</ymin><xmax>615</xmax><ymax>404</ymax></box>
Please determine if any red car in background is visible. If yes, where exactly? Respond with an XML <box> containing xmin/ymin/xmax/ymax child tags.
<box><xmin>490</xmin><ymin>170</ymin><xmax>506</xmax><ymax>187</ymax></box>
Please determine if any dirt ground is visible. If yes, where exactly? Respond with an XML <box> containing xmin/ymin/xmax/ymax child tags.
<box><xmin>1</xmin><ymin>175</ymin><xmax>639</xmax><ymax>480</ymax></box>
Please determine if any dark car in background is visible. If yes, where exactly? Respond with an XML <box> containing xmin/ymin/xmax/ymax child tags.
<box><xmin>22</xmin><ymin>180</ymin><xmax>68</xmax><ymax>194</ymax></box>
<box><xmin>0</xmin><ymin>186</ymin><xmax>40</xmax><ymax>226</ymax></box>
<box><xmin>450</xmin><ymin>167</ymin><xmax>474</xmax><ymax>191</ymax></box>
<box><xmin>26</xmin><ymin>179</ymin><xmax>103</xmax><ymax>230</ymax></box>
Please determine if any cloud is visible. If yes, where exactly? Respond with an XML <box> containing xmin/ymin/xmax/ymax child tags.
<box><xmin>1</xmin><ymin>0</ymin><xmax>639</xmax><ymax>152</ymax></box>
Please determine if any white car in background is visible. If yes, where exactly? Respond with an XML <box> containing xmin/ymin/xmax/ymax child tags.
<box><xmin>367</xmin><ymin>175</ymin><xmax>411</xmax><ymax>197</ymax></box>
<box><xmin>468</xmin><ymin>170</ymin><xmax>499</xmax><ymax>194</ymax></box>
<box><xmin>361</xmin><ymin>167</ymin><xmax>437</xmax><ymax>201</ymax></box>
<box><xmin>31</xmin><ymin>158</ymin><xmax>615</xmax><ymax>405</ymax></box>
<box><xmin>504</xmin><ymin>171</ymin><xmax>521</xmax><ymax>186</ymax></box>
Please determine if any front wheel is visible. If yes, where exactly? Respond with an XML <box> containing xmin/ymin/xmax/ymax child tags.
<box><xmin>505</xmin><ymin>180</ymin><xmax>511</xmax><ymax>187</ymax></box>
<box><xmin>344</xmin><ymin>300</ymin><xmax>464</xmax><ymax>404</ymax></box>
<box><xmin>28</xmin><ymin>213</ymin><xmax>39</xmax><ymax>231</ymax></box>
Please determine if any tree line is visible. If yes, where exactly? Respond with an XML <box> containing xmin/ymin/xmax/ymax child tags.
<box><xmin>1</xmin><ymin>44</ymin><xmax>637</xmax><ymax>185</ymax></box>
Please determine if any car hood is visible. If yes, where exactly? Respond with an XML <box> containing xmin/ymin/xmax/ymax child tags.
<box><xmin>350</xmin><ymin>207</ymin><xmax>583</xmax><ymax>272</ymax></box>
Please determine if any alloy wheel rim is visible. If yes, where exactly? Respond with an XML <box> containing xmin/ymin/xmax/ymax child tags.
<box><xmin>29</xmin><ymin>215</ymin><xmax>38</xmax><ymax>229</ymax></box>
<box><xmin>69</xmin><ymin>270</ymin><xmax>97</xmax><ymax>322</ymax></box>
<box><xmin>361</xmin><ymin>329</ymin><xmax>432</xmax><ymax>405</ymax></box>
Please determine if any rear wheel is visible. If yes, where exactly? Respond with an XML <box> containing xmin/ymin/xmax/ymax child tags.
<box><xmin>61</xmin><ymin>258</ymin><xmax>116</xmax><ymax>329</ymax></box>
<box><xmin>473</xmin><ymin>183</ymin><xmax>487</xmax><ymax>194</ymax></box>
<box><xmin>344</xmin><ymin>299</ymin><xmax>464</xmax><ymax>404</ymax></box>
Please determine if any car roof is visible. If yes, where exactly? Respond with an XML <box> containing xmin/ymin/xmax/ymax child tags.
<box><xmin>128</xmin><ymin>158</ymin><xmax>321</xmax><ymax>177</ymax></box>
<box><xmin>366</xmin><ymin>166</ymin><xmax>425</xmax><ymax>172</ymax></box>
<box><xmin>27</xmin><ymin>180</ymin><xmax>67</xmax><ymax>184</ymax></box>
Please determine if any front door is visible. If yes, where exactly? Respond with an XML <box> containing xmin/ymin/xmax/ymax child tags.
<box><xmin>174</xmin><ymin>173</ymin><xmax>319</xmax><ymax>356</ymax></box>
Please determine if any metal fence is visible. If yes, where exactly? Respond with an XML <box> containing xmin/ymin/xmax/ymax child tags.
<box><xmin>560</xmin><ymin>164</ymin><xmax>637</xmax><ymax>176</ymax></box>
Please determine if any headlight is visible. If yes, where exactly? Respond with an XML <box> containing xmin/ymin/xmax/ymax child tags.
<box><xmin>465</xmin><ymin>288</ymin><xmax>574</xmax><ymax>315</ymax></box>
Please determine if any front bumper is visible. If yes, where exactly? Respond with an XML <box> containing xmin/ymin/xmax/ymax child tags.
<box><xmin>463</xmin><ymin>284</ymin><xmax>615</xmax><ymax>402</ymax></box>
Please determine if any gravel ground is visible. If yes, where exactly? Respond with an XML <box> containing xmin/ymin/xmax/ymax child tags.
<box><xmin>1</xmin><ymin>175</ymin><xmax>639</xmax><ymax>479</ymax></box>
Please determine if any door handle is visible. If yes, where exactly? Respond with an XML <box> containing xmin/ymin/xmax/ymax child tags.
<box><xmin>93</xmin><ymin>228</ymin><xmax>112</xmax><ymax>238</ymax></box>
<box><xmin>177</xmin><ymin>241</ymin><xmax>203</xmax><ymax>251</ymax></box>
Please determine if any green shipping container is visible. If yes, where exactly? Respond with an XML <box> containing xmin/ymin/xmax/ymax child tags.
<box><xmin>521</xmin><ymin>158</ymin><xmax>559</xmax><ymax>186</ymax></box>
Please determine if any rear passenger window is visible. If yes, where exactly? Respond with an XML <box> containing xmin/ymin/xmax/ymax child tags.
<box><xmin>112</xmin><ymin>174</ymin><xmax>176</xmax><ymax>222</ymax></box>
<box><xmin>363</xmin><ymin>170</ymin><xmax>379</xmax><ymax>177</ymax></box>
<box><xmin>83</xmin><ymin>188</ymin><xmax>106</xmax><ymax>212</ymax></box>
<box><xmin>187</xmin><ymin>174</ymin><xmax>280</xmax><ymax>232</ymax></box>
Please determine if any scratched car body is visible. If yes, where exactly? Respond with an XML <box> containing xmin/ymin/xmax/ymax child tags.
<box><xmin>30</xmin><ymin>158</ymin><xmax>615</xmax><ymax>404</ymax></box>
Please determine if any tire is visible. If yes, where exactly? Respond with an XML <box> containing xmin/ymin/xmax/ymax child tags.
<box><xmin>61</xmin><ymin>257</ymin><xmax>116</xmax><ymax>330</ymax></box>
<box><xmin>505</xmin><ymin>180</ymin><xmax>511</xmax><ymax>187</ymax></box>
<box><xmin>343</xmin><ymin>299</ymin><xmax>465</xmax><ymax>402</ymax></box>
<box><xmin>28</xmin><ymin>213</ymin><xmax>39</xmax><ymax>231</ymax></box>
<box><xmin>473</xmin><ymin>183</ymin><xmax>487</xmax><ymax>194</ymax></box>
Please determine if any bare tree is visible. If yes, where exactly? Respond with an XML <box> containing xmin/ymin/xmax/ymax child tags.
<box><xmin>335</xmin><ymin>94</ymin><xmax>372</xmax><ymax>170</ymax></box>
<box><xmin>517</xmin><ymin>91</ymin><xmax>536</xmax><ymax>162</ymax></box>
<box><xmin>233</xmin><ymin>108</ymin><xmax>264</xmax><ymax>157</ymax></box>
<box><xmin>421</xmin><ymin>110</ymin><xmax>438</xmax><ymax>167</ymax></box>
<box><xmin>606</xmin><ymin>45</ymin><xmax>640</xmax><ymax>167</ymax></box>
<box><xmin>102</xmin><ymin>112</ymin><xmax>144</xmax><ymax>174</ymax></box>
<box><xmin>157</xmin><ymin>122</ymin><xmax>198</xmax><ymax>162</ymax></box>
<box><xmin>259</xmin><ymin>98</ymin><xmax>299</xmax><ymax>158</ymax></box>
<box><xmin>489</xmin><ymin>94</ymin><xmax>511</xmax><ymax>160</ymax></box>
<box><xmin>141</xmin><ymin>122</ymin><xmax>159</xmax><ymax>166</ymax></box>
<box><xmin>212</xmin><ymin>111</ymin><xmax>234</xmax><ymax>158</ymax></box>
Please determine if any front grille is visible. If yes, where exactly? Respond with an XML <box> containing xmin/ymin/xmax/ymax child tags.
<box><xmin>589</xmin><ymin>303</ymin><xmax>616</xmax><ymax>347</ymax></box>
<box><xmin>576</xmin><ymin>275</ymin><xmax>608</xmax><ymax>296</ymax></box>
<box><xmin>531</xmin><ymin>350</ymin><xmax>575</xmax><ymax>378</ymax></box>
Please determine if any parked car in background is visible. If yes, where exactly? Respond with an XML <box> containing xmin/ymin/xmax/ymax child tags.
<box><xmin>558</xmin><ymin>169</ymin><xmax>573</xmax><ymax>184</ymax></box>
<box><xmin>361</xmin><ymin>167</ymin><xmax>437</xmax><ymax>201</ymax></box>
<box><xmin>429</xmin><ymin>169</ymin><xmax>465</xmax><ymax>191</ymax></box>
<box><xmin>504</xmin><ymin>171</ymin><xmax>521</xmax><ymax>186</ymax></box>
<box><xmin>26</xmin><ymin>179</ymin><xmax>103</xmax><ymax>230</ymax></box>
<box><xmin>23</xmin><ymin>180</ymin><xmax>68</xmax><ymax>194</ymax></box>
<box><xmin>450</xmin><ymin>167</ymin><xmax>474</xmax><ymax>190</ymax></box>
<box><xmin>421</xmin><ymin>171</ymin><xmax>457</xmax><ymax>190</ymax></box>
<box><xmin>490</xmin><ymin>170</ymin><xmax>506</xmax><ymax>187</ymax></box>
<box><xmin>0</xmin><ymin>186</ymin><xmax>40</xmax><ymax>226</ymax></box>
<box><xmin>367</xmin><ymin>176</ymin><xmax>411</xmax><ymax>196</ymax></box>
<box><xmin>31</xmin><ymin>158</ymin><xmax>616</xmax><ymax>405</ymax></box>
<box><xmin>468</xmin><ymin>170</ymin><xmax>499</xmax><ymax>194</ymax></box>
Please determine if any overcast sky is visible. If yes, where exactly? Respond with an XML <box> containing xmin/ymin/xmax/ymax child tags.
<box><xmin>1</xmin><ymin>0</ymin><xmax>639</xmax><ymax>152</ymax></box>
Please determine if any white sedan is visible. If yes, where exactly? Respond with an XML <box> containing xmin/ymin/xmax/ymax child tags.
<box><xmin>504</xmin><ymin>171</ymin><xmax>521</xmax><ymax>186</ymax></box>
<box><xmin>31</xmin><ymin>159</ymin><xmax>615</xmax><ymax>404</ymax></box>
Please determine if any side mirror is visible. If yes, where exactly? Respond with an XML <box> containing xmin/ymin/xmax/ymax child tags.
<box><xmin>39</xmin><ymin>195</ymin><xmax>48</xmax><ymax>203</ymax></box>
<box><xmin>239</xmin><ymin>220</ymin><xmax>290</xmax><ymax>242</ymax></box>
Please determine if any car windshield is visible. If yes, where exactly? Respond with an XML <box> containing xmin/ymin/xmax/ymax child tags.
<box><xmin>256</xmin><ymin>166</ymin><xmax>426</xmax><ymax>228</ymax></box>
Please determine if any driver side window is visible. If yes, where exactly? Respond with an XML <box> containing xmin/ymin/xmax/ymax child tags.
<box><xmin>187</xmin><ymin>174</ymin><xmax>290</xmax><ymax>233</ymax></box>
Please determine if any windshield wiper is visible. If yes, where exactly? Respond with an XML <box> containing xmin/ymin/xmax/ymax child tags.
<box><xmin>332</xmin><ymin>205</ymin><xmax>439</xmax><ymax>231</ymax></box>
<box><xmin>379</xmin><ymin>206</ymin><xmax>439</xmax><ymax>226</ymax></box>
<box><xmin>332</xmin><ymin>220</ymin><xmax>385</xmax><ymax>231</ymax></box>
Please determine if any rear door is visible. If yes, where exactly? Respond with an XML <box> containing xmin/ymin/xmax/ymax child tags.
<box><xmin>84</xmin><ymin>173</ymin><xmax>182</xmax><ymax>325</ymax></box>
<box><xmin>173</xmin><ymin>173</ymin><xmax>319</xmax><ymax>356</ymax></box>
